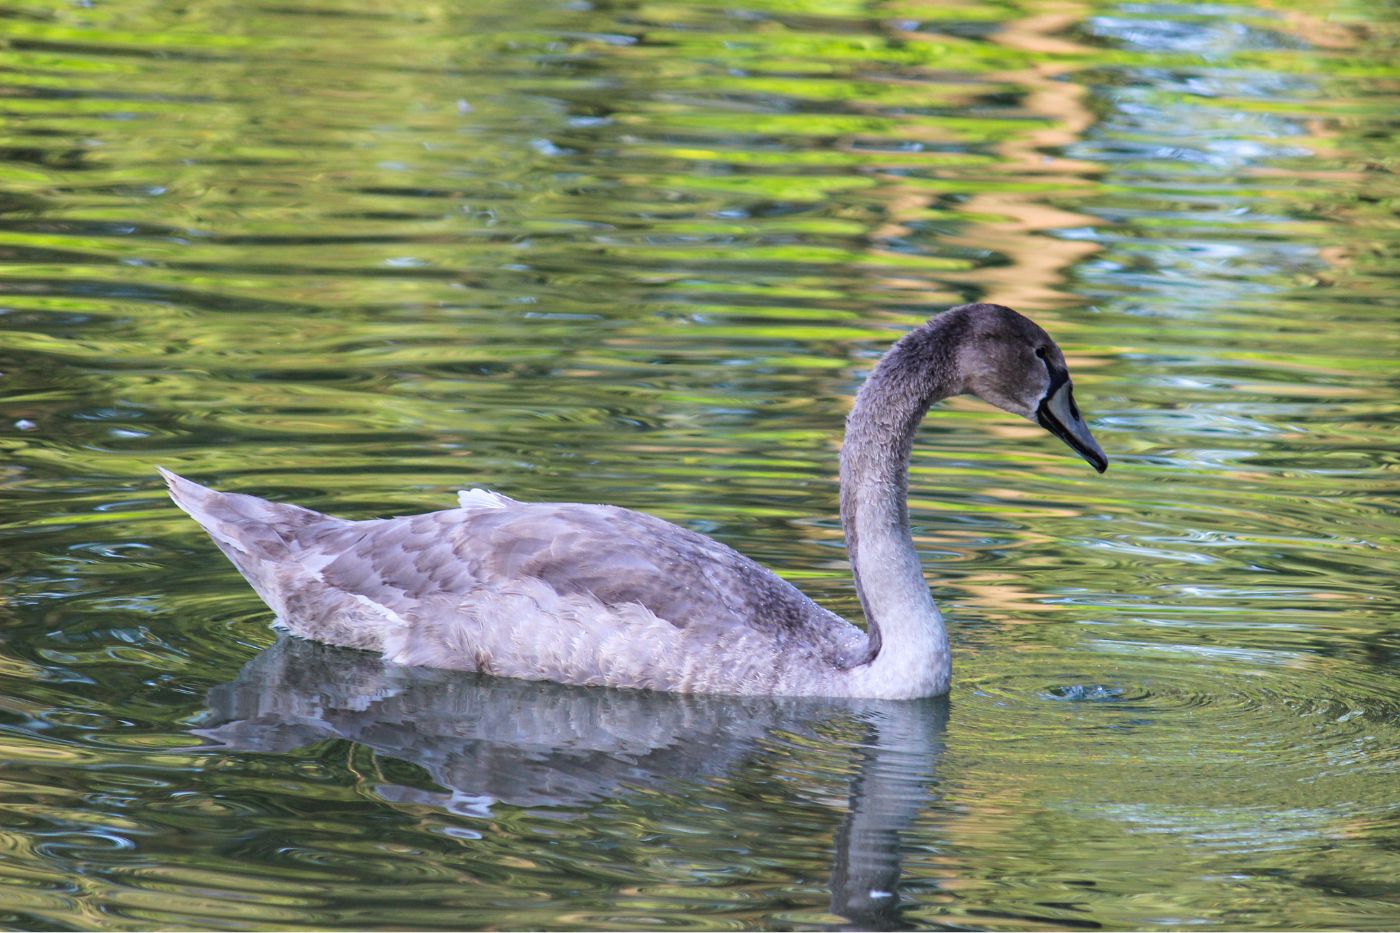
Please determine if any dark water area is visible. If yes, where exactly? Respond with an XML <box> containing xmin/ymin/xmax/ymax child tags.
<box><xmin>0</xmin><ymin>0</ymin><xmax>1397</xmax><ymax>928</ymax></box>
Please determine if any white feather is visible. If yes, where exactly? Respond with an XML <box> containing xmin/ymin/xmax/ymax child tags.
<box><xmin>457</xmin><ymin>488</ymin><xmax>511</xmax><ymax>511</ymax></box>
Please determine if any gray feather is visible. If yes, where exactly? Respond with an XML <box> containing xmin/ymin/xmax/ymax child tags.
<box><xmin>161</xmin><ymin>468</ymin><xmax>865</xmax><ymax>694</ymax></box>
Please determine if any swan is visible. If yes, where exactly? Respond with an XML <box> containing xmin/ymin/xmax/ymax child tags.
<box><xmin>161</xmin><ymin>302</ymin><xmax>1107</xmax><ymax>699</ymax></box>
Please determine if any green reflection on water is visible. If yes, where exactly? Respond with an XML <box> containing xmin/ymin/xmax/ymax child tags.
<box><xmin>1</xmin><ymin>0</ymin><xmax>1397</xmax><ymax>928</ymax></box>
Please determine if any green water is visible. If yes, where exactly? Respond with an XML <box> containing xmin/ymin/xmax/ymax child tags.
<box><xmin>1</xmin><ymin>0</ymin><xmax>1397</xmax><ymax>928</ymax></box>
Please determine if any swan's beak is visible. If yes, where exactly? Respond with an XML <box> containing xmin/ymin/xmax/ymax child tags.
<box><xmin>1037</xmin><ymin>380</ymin><xmax>1108</xmax><ymax>473</ymax></box>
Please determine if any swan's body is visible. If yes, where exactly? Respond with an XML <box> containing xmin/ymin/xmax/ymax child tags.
<box><xmin>162</xmin><ymin>303</ymin><xmax>1106</xmax><ymax>699</ymax></box>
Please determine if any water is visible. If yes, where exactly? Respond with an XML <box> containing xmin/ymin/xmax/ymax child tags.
<box><xmin>1</xmin><ymin>0</ymin><xmax>1396</xmax><ymax>928</ymax></box>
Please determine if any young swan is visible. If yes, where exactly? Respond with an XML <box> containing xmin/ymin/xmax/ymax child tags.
<box><xmin>162</xmin><ymin>303</ymin><xmax>1107</xmax><ymax>699</ymax></box>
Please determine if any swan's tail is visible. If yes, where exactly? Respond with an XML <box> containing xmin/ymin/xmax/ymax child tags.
<box><xmin>159</xmin><ymin>468</ymin><xmax>330</xmax><ymax>619</ymax></box>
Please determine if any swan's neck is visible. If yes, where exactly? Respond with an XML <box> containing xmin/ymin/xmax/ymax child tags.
<box><xmin>839</xmin><ymin>322</ymin><xmax>960</xmax><ymax>694</ymax></box>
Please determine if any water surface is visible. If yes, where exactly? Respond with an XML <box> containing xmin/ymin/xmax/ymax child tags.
<box><xmin>1</xmin><ymin>0</ymin><xmax>1397</xmax><ymax>928</ymax></box>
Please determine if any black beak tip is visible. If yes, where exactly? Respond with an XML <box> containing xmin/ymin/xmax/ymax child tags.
<box><xmin>1038</xmin><ymin>406</ymin><xmax>1109</xmax><ymax>475</ymax></box>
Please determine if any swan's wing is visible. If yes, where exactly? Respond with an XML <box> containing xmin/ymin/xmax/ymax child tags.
<box><xmin>162</xmin><ymin>470</ymin><xmax>864</xmax><ymax>687</ymax></box>
<box><xmin>315</xmin><ymin>497</ymin><xmax>854</xmax><ymax>652</ymax></box>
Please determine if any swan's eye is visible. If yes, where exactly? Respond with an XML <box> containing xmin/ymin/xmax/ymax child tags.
<box><xmin>1035</xmin><ymin>346</ymin><xmax>1050</xmax><ymax>362</ymax></box>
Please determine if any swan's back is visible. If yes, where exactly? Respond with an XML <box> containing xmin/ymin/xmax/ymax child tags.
<box><xmin>161</xmin><ymin>469</ymin><xmax>866</xmax><ymax>695</ymax></box>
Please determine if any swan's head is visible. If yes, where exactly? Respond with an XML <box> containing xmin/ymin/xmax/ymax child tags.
<box><xmin>952</xmin><ymin>303</ymin><xmax>1108</xmax><ymax>473</ymax></box>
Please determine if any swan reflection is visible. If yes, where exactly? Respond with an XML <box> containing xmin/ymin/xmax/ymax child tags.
<box><xmin>196</xmin><ymin>636</ymin><xmax>948</xmax><ymax>929</ymax></box>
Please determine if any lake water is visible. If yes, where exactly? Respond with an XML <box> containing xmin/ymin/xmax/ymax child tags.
<box><xmin>1</xmin><ymin>0</ymin><xmax>1397</xmax><ymax>928</ymax></box>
